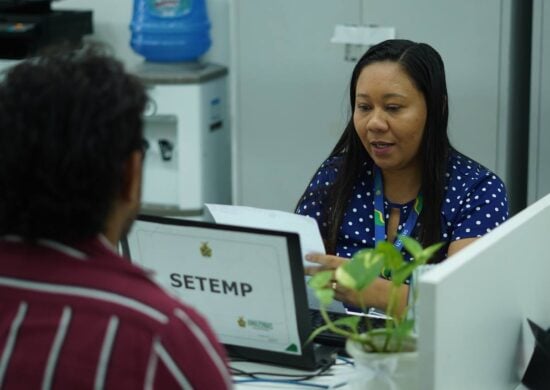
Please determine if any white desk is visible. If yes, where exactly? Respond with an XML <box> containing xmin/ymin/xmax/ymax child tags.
<box><xmin>230</xmin><ymin>359</ymin><xmax>532</xmax><ymax>389</ymax></box>
<box><xmin>231</xmin><ymin>358</ymin><xmax>355</xmax><ymax>389</ymax></box>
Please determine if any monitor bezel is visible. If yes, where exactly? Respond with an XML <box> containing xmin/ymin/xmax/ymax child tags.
<box><xmin>122</xmin><ymin>213</ymin><xmax>330</xmax><ymax>370</ymax></box>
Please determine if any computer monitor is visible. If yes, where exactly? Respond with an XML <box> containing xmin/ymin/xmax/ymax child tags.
<box><xmin>417</xmin><ymin>193</ymin><xmax>550</xmax><ymax>389</ymax></box>
<box><xmin>122</xmin><ymin>214</ymin><xmax>336</xmax><ymax>370</ymax></box>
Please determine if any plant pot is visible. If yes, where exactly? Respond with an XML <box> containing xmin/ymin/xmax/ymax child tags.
<box><xmin>345</xmin><ymin>338</ymin><xmax>419</xmax><ymax>390</ymax></box>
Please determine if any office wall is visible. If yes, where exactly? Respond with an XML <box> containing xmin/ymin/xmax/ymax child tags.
<box><xmin>230</xmin><ymin>0</ymin><xmax>361</xmax><ymax>211</ymax></box>
<box><xmin>361</xmin><ymin>0</ymin><xmax>531</xmax><ymax>215</ymax></box>
<box><xmin>528</xmin><ymin>0</ymin><xmax>550</xmax><ymax>203</ymax></box>
<box><xmin>231</xmin><ymin>0</ymin><xmax>532</xmax><ymax>213</ymax></box>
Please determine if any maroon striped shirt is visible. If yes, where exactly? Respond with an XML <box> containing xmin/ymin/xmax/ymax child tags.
<box><xmin>0</xmin><ymin>236</ymin><xmax>233</xmax><ymax>389</ymax></box>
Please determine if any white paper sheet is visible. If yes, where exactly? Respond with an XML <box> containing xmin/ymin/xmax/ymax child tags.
<box><xmin>205</xmin><ymin>204</ymin><xmax>325</xmax><ymax>265</ymax></box>
<box><xmin>205</xmin><ymin>204</ymin><xmax>347</xmax><ymax>313</ymax></box>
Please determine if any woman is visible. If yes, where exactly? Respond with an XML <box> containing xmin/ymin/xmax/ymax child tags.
<box><xmin>296</xmin><ymin>39</ymin><xmax>509</xmax><ymax>314</ymax></box>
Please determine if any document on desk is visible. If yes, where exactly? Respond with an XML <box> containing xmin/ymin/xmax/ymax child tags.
<box><xmin>205</xmin><ymin>204</ymin><xmax>347</xmax><ymax>313</ymax></box>
<box><xmin>205</xmin><ymin>204</ymin><xmax>325</xmax><ymax>266</ymax></box>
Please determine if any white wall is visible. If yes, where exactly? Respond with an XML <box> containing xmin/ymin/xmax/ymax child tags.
<box><xmin>230</xmin><ymin>1</ymin><xmax>360</xmax><ymax>211</ymax></box>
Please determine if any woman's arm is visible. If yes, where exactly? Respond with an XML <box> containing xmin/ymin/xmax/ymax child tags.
<box><xmin>447</xmin><ymin>237</ymin><xmax>477</xmax><ymax>257</ymax></box>
<box><xmin>305</xmin><ymin>238</ymin><xmax>479</xmax><ymax>316</ymax></box>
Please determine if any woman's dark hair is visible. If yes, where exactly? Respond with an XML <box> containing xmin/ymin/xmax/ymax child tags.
<box><xmin>317</xmin><ymin>39</ymin><xmax>452</xmax><ymax>254</ymax></box>
<box><xmin>0</xmin><ymin>43</ymin><xmax>147</xmax><ymax>243</ymax></box>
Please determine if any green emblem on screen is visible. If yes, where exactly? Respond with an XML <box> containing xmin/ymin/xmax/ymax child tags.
<box><xmin>237</xmin><ymin>316</ymin><xmax>246</xmax><ymax>328</ymax></box>
<box><xmin>200</xmin><ymin>242</ymin><xmax>212</xmax><ymax>257</ymax></box>
<box><xmin>285</xmin><ymin>344</ymin><xmax>298</xmax><ymax>352</ymax></box>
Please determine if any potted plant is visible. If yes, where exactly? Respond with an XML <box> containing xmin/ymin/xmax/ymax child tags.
<box><xmin>307</xmin><ymin>236</ymin><xmax>442</xmax><ymax>389</ymax></box>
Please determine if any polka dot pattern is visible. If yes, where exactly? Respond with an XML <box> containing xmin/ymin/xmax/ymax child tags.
<box><xmin>296</xmin><ymin>152</ymin><xmax>510</xmax><ymax>260</ymax></box>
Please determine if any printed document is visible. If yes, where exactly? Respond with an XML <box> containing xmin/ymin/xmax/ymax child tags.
<box><xmin>205</xmin><ymin>204</ymin><xmax>325</xmax><ymax>265</ymax></box>
<box><xmin>205</xmin><ymin>204</ymin><xmax>347</xmax><ymax>313</ymax></box>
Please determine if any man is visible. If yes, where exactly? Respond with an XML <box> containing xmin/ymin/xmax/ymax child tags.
<box><xmin>0</xmin><ymin>45</ymin><xmax>232</xmax><ymax>389</ymax></box>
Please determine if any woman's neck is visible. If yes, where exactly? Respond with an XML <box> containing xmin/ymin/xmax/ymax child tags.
<box><xmin>381</xmin><ymin>166</ymin><xmax>422</xmax><ymax>205</ymax></box>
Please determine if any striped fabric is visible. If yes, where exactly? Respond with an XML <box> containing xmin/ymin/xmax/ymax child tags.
<box><xmin>0</xmin><ymin>237</ymin><xmax>233</xmax><ymax>389</ymax></box>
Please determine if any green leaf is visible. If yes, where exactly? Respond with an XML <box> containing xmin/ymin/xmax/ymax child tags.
<box><xmin>379</xmin><ymin>319</ymin><xmax>416</xmax><ymax>352</ymax></box>
<box><xmin>391</xmin><ymin>262</ymin><xmax>418</xmax><ymax>286</ymax></box>
<box><xmin>314</xmin><ymin>288</ymin><xmax>335</xmax><ymax>306</ymax></box>
<box><xmin>336</xmin><ymin>250</ymin><xmax>383</xmax><ymax>291</ymax></box>
<box><xmin>305</xmin><ymin>322</ymin><xmax>334</xmax><ymax>345</ymax></box>
<box><xmin>332</xmin><ymin>315</ymin><xmax>362</xmax><ymax>332</ymax></box>
<box><xmin>400</xmin><ymin>236</ymin><xmax>423</xmax><ymax>258</ymax></box>
<box><xmin>391</xmin><ymin>242</ymin><xmax>443</xmax><ymax>286</ymax></box>
<box><xmin>334</xmin><ymin>265</ymin><xmax>357</xmax><ymax>290</ymax></box>
<box><xmin>375</xmin><ymin>241</ymin><xmax>404</xmax><ymax>271</ymax></box>
<box><xmin>305</xmin><ymin>311</ymin><xmax>359</xmax><ymax>345</ymax></box>
<box><xmin>418</xmin><ymin>242</ymin><xmax>445</xmax><ymax>264</ymax></box>
<box><xmin>308</xmin><ymin>271</ymin><xmax>333</xmax><ymax>289</ymax></box>
<box><xmin>392</xmin><ymin>319</ymin><xmax>415</xmax><ymax>343</ymax></box>
<box><xmin>361</xmin><ymin>250</ymin><xmax>382</xmax><ymax>270</ymax></box>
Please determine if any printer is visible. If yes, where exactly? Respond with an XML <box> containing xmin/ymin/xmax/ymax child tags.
<box><xmin>0</xmin><ymin>0</ymin><xmax>92</xmax><ymax>59</ymax></box>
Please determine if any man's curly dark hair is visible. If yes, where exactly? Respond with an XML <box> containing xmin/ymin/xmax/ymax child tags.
<box><xmin>0</xmin><ymin>44</ymin><xmax>147</xmax><ymax>243</ymax></box>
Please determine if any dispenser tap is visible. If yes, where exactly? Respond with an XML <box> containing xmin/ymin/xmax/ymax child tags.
<box><xmin>158</xmin><ymin>139</ymin><xmax>174</xmax><ymax>161</ymax></box>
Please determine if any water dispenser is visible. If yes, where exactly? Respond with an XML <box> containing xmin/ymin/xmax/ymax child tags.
<box><xmin>133</xmin><ymin>61</ymin><xmax>231</xmax><ymax>217</ymax></box>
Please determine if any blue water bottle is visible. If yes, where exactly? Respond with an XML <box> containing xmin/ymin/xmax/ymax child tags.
<box><xmin>130</xmin><ymin>0</ymin><xmax>212</xmax><ymax>62</ymax></box>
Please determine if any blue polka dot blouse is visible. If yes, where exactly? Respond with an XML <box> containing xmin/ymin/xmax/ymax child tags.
<box><xmin>296</xmin><ymin>152</ymin><xmax>509</xmax><ymax>260</ymax></box>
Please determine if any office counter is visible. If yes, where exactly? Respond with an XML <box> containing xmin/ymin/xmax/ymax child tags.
<box><xmin>231</xmin><ymin>359</ymin><xmax>531</xmax><ymax>390</ymax></box>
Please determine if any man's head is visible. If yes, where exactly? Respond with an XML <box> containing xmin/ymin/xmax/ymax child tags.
<box><xmin>0</xmin><ymin>44</ymin><xmax>147</xmax><ymax>244</ymax></box>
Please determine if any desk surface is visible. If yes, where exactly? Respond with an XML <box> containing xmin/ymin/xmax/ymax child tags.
<box><xmin>231</xmin><ymin>358</ymin><xmax>355</xmax><ymax>389</ymax></box>
<box><xmin>230</xmin><ymin>359</ymin><xmax>531</xmax><ymax>390</ymax></box>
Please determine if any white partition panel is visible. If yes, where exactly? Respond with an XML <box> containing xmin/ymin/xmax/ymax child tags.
<box><xmin>417</xmin><ymin>194</ymin><xmax>550</xmax><ymax>389</ymax></box>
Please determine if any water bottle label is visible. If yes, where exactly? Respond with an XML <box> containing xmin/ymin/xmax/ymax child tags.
<box><xmin>148</xmin><ymin>0</ymin><xmax>191</xmax><ymax>17</ymax></box>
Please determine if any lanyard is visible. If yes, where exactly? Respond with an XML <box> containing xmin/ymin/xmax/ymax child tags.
<box><xmin>373</xmin><ymin>166</ymin><xmax>423</xmax><ymax>251</ymax></box>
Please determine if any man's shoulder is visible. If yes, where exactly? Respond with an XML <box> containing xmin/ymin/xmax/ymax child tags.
<box><xmin>0</xmin><ymin>242</ymin><xmax>230</xmax><ymax>389</ymax></box>
<box><xmin>0</xmin><ymin>238</ymin><xmax>192</xmax><ymax>329</ymax></box>
<box><xmin>86</xmin><ymin>246</ymin><xmax>214</xmax><ymax>337</ymax></box>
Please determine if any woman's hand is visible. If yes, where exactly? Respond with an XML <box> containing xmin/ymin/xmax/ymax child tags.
<box><xmin>304</xmin><ymin>253</ymin><xmax>347</xmax><ymax>275</ymax></box>
<box><xmin>304</xmin><ymin>252</ymin><xmax>409</xmax><ymax>313</ymax></box>
<box><xmin>304</xmin><ymin>253</ymin><xmax>362</xmax><ymax>306</ymax></box>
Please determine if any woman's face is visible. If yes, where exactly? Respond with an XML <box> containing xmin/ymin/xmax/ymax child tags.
<box><xmin>353</xmin><ymin>61</ymin><xmax>427</xmax><ymax>174</ymax></box>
